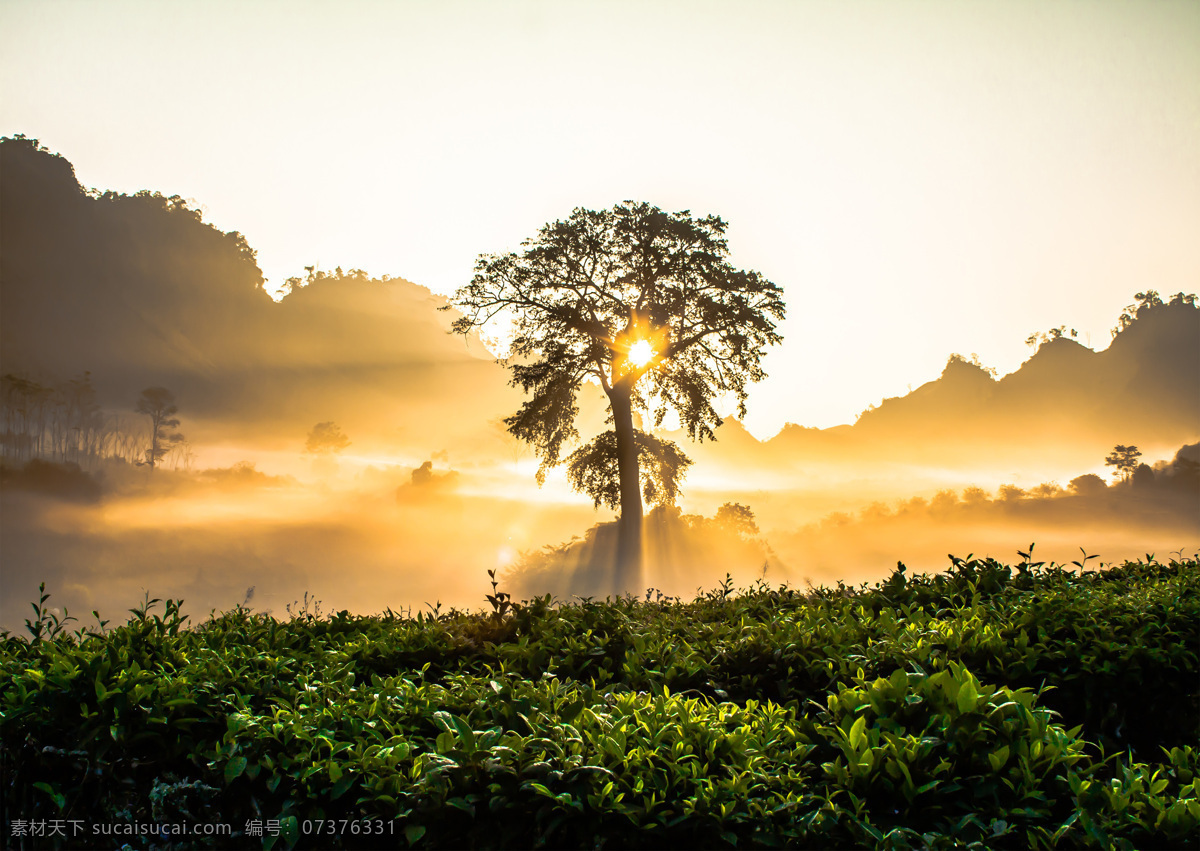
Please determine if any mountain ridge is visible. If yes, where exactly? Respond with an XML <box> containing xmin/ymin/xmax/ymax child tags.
<box><xmin>3</xmin><ymin>136</ymin><xmax>1196</xmax><ymax>474</ymax></box>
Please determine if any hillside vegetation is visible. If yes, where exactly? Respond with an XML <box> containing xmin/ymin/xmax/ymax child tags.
<box><xmin>3</xmin><ymin>554</ymin><xmax>1198</xmax><ymax>849</ymax></box>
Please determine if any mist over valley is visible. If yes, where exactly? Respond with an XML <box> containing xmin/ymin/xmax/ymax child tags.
<box><xmin>2</xmin><ymin>137</ymin><xmax>1197</xmax><ymax>631</ymax></box>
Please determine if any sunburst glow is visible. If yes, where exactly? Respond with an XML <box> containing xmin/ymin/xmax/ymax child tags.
<box><xmin>627</xmin><ymin>339</ymin><xmax>655</xmax><ymax>368</ymax></box>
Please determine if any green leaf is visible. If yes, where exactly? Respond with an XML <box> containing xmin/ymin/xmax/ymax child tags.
<box><xmin>330</xmin><ymin>773</ymin><xmax>354</xmax><ymax>800</ymax></box>
<box><xmin>225</xmin><ymin>755</ymin><xmax>248</xmax><ymax>784</ymax></box>
<box><xmin>404</xmin><ymin>824</ymin><xmax>426</xmax><ymax>845</ymax></box>
<box><xmin>988</xmin><ymin>746</ymin><xmax>1010</xmax><ymax>771</ymax></box>
<box><xmin>956</xmin><ymin>679</ymin><xmax>979</xmax><ymax>714</ymax></box>
<box><xmin>561</xmin><ymin>696</ymin><xmax>586</xmax><ymax>723</ymax></box>
<box><xmin>450</xmin><ymin>715</ymin><xmax>476</xmax><ymax>751</ymax></box>
<box><xmin>435</xmin><ymin>730</ymin><xmax>457</xmax><ymax>754</ymax></box>
<box><xmin>33</xmin><ymin>781</ymin><xmax>66</xmax><ymax>811</ymax></box>
<box><xmin>849</xmin><ymin>716</ymin><xmax>867</xmax><ymax>752</ymax></box>
<box><xmin>602</xmin><ymin>736</ymin><xmax>624</xmax><ymax>759</ymax></box>
<box><xmin>279</xmin><ymin>815</ymin><xmax>299</xmax><ymax>847</ymax></box>
<box><xmin>1052</xmin><ymin>810</ymin><xmax>1081</xmax><ymax>841</ymax></box>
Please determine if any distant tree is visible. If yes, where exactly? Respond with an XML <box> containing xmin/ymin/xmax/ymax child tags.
<box><xmin>1114</xmin><ymin>291</ymin><xmax>1165</xmax><ymax>336</ymax></box>
<box><xmin>54</xmin><ymin>372</ymin><xmax>102</xmax><ymax>465</ymax></box>
<box><xmin>1105</xmin><ymin>445</ymin><xmax>1142</xmax><ymax>482</ymax></box>
<box><xmin>1131</xmin><ymin>463</ymin><xmax>1156</xmax><ymax>490</ymax></box>
<box><xmin>946</xmin><ymin>352</ymin><xmax>997</xmax><ymax>376</ymax></box>
<box><xmin>1069</xmin><ymin>473</ymin><xmax>1108</xmax><ymax>497</ymax></box>
<box><xmin>961</xmin><ymin>486</ymin><xmax>991</xmax><ymax>506</ymax></box>
<box><xmin>135</xmin><ymin>387</ymin><xmax>183</xmax><ymax>470</ymax></box>
<box><xmin>1024</xmin><ymin>326</ymin><xmax>1077</xmax><ymax>349</ymax></box>
<box><xmin>110</xmin><ymin>414</ymin><xmax>148</xmax><ymax>465</ymax></box>
<box><xmin>305</xmin><ymin>421</ymin><xmax>351</xmax><ymax>455</ymax></box>
<box><xmin>930</xmin><ymin>489</ymin><xmax>962</xmax><ymax>512</ymax></box>
<box><xmin>283</xmin><ymin>265</ymin><xmax>372</xmax><ymax>295</ymax></box>
<box><xmin>715</xmin><ymin>502</ymin><xmax>760</xmax><ymax>538</ymax></box>
<box><xmin>165</xmin><ymin>438</ymin><xmax>195</xmax><ymax>472</ymax></box>
<box><xmin>450</xmin><ymin>201</ymin><xmax>785</xmax><ymax>594</ymax></box>
<box><xmin>1</xmin><ymin>373</ymin><xmax>48</xmax><ymax>461</ymax></box>
<box><xmin>1029</xmin><ymin>482</ymin><xmax>1064</xmax><ymax>499</ymax></box>
<box><xmin>997</xmin><ymin>484</ymin><xmax>1026</xmax><ymax>501</ymax></box>
<box><xmin>411</xmin><ymin>460</ymin><xmax>434</xmax><ymax>485</ymax></box>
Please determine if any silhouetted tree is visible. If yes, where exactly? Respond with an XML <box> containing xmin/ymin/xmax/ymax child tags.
<box><xmin>450</xmin><ymin>201</ymin><xmax>785</xmax><ymax>594</ymax></box>
<box><xmin>1114</xmin><ymin>291</ymin><xmax>1165</xmax><ymax>336</ymax></box>
<box><xmin>305</xmin><ymin>421</ymin><xmax>351</xmax><ymax>455</ymax></box>
<box><xmin>2</xmin><ymin>371</ymin><xmax>120</xmax><ymax>468</ymax></box>
<box><xmin>1</xmin><ymin>374</ymin><xmax>47</xmax><ymax>461</ymax></box>
<box><xmin>1131</xmin><ymin>462</ymin><xmax>1155</xmax><ymax>490</ymax></box>
<box><xmin>135</xmin><ymin>387</ymin><xmax>183</xmax><ymax>470</ymax></box>
<box><xmin>715</xmin><ymin>503</ymin><xmax>760</xmax><ymax>538</ymax></box>
<box><xmin>411</xmin><ymin>460</ymin><xmax>434</xmax><ymax>485</ymax></box>
<box><xmin>1024</xmin><ymin>326</ymin><xmax>1077</xmax><ymax>348</ymax></box>
<box><xmin>52</xmin><ymin>372</ymin><xmax>102</xmax><ymax>465</ymax></box>
<box><xmin>1105</xmin><ymin>444</ymin><xmax>1142</xmax><ymax>482</ymax></box>
<box><xmin>1069</xmin><ymin>473</ymin><xmax>1108</xmax><ymax>497</ymax></box>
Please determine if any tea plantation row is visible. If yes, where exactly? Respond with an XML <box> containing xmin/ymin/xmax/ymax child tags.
<box><xmin>3</xmin><ymin>554</ymin><xmax>1198</xmax><ymax>849</ymax></box>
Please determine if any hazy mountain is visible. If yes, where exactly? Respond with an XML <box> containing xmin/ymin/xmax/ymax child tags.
<box><xmin>669</xmin><ymin>298</ymin><xmax>1199</xmax><ymax>486</ymax></box>
<box><xmin>1</xmin><ymin>137</ymin><xmax>272</xmax><ymax>383</ymax></box>
<box><xmin>0</xmin><ymin>136</ymin><xmax>514</xmax><ymax>455</ymax></box>
<box><xmin>5</xmin><ymin>134</ymin><xmax>1196</xmax><ymax>480</ymax></box>
<box><xmin>854</xmin><ymin>302</ymin><xmax>1199</xmax><ymax>443</ymax></box>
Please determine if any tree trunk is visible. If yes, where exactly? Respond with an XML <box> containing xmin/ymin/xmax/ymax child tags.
<box><xmin>609</xmin><ymin>387</ymin><xmax>643</xmax><ymax>596</ymax></box>
<box><xmin>149</xmin><ymin>414</ymin><xmax>159</xmax><ymax>470</ymax></box>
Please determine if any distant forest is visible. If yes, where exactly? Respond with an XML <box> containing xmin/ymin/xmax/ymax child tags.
<box><xmin>0</xmin><ymin>373</ymin><xmax>191</xmax><ymax>471</ymax></box>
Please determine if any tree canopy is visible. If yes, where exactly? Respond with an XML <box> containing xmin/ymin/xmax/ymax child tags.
<box><xmin>450</xmin><ymin>201</ymin><xmax>785</xmax><ymax>593</ymax></box>
<box><xmin>305</xmin><ymin>421</ymin><xmax>351</xmax><ymax>455</ymax></box>
<box><xmin>1105</xmin><ymin>445</ymin><xmax>1143</xmax><ymax>481</ymax></box>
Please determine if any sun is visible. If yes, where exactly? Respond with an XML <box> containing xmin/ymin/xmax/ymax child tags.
<box><xmin>627</xmin><ymin>339</ymin><xmax>655</xmax><ymax>368</ymax></box>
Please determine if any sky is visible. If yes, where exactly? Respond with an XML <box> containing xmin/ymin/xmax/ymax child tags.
<box><xmin>2</xmin><ymin>0</ymin><xmax>1198</xmax><ymax>436</ymax></box>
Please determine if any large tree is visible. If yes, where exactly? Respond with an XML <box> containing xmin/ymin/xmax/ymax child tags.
<box><xmin>450</xmin><ymin>201</ymin><xmax>785</xmax><ymax>594</ymax></box>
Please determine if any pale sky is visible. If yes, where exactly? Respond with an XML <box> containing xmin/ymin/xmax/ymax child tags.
<box><xmin>3</xmin><ymin>0</ymin><xmax>1198</xmax><ymax>437</ymax></box>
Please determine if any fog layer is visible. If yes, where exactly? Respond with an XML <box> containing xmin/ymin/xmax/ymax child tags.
<box><xmin>2</xmin><ymin>138</ymin><xmax>1196</xmax><ymax>631</ymax></box>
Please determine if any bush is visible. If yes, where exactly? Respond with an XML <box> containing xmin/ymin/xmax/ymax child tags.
<box><xmin>3</xmin><ymin>555</ymin><xmax>1198</xmax><ymax>848</ymax></box>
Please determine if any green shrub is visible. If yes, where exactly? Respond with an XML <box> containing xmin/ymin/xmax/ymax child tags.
<box><xmin>3</xmin><ymin>555</ymin><xmax>1197</xmax><ymax>849</ymax></box>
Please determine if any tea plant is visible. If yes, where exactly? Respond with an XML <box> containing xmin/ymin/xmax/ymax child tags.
<box><xmin>3</xmin><ymin>554</ymin><xmax>1198</xmax><ymax>849</ymax></box>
